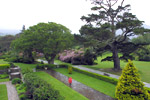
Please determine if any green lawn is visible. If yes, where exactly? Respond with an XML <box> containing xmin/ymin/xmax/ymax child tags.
<box><xmin>14</xmin><ymin>63</ymin><xmax>36</xmax><ymax>70</ymax></box>
<box><xmin>55</xmin><ymin>54</ymin><xmax>150</xmax><ymax>83</ymax></box>
<box><xmin>35</xmin><ymin>71</ymin><xmax>89</xmax><ymax>100</ymax></box>
<box><xmin>0</xmin><ymin>84</ymin><xmax>8</xmax><ymax>100</ymax></box>
<box><xmin>54</xmin><ymin>68</ymin><xmax>116</xmax><ymax>98</ymax></box>
<box><xmin>84</xmin><ymin>57</ymin><xmax>150</xmax><ymax>83</ymax></box>
<box><xmin>0</xmin><ymin>79</ymin><xmax>9</xmax><ymax>82</ymax></box>
<box><xmin>0</xmin><ymin>59</ymin><xmax>8</xmax><ymax>64</ymax></box>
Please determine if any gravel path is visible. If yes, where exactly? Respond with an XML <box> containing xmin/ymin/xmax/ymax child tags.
<box><xmin>45</xmin><ymin>70</ymin><xmax>115</xmax><ymax>100</ymax></box>
<box><xmin>0</xmin><ymin>81</ymin><xmax>19</xmax><ymax>100</ymax></box>
<box><xmin>37</xmin><ymin>59</ymin><xmax>150</xmax><ymax>88</ymax></box>
<box><xmin>73</xmin><ymin>65</ymin><xmax>150</xmax><ymax>88</ymax></box>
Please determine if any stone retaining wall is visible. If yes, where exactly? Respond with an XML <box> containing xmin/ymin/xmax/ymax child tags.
<box><xmin>0</xmin><ymin>69</ymin><xmax>8</xmax><ymax>74</ymax></box>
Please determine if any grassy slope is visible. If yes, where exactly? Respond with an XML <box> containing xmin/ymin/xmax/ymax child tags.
<box><xmin>54</xmin><ymin>68</ymin><xmax>116</xmax><ymax>98</ymax></box>
<box><xmin>35</xmin><ymin>71</ymin><xmax>89</xmax><ymax>100</ymax></box>
<box><xmin>0</xmin><ymin>84</ymin><xmax>8</xmax><ymax>100</ymax></box>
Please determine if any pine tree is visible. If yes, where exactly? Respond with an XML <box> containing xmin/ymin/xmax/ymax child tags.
<box><xmin>115</xmin><ymin>60</ymin><xmax>150</xmax><ymax>100</ymax></box>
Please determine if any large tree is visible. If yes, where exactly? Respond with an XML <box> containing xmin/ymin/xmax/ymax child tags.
<box><xmin>79</xmin><ymin>0</ymin><xmax>150</xmax><ymax>71</ymax></box>
<box><xmin>12</xmin><ymin>22</ymin><xmax>74</xmax><ymax>64</ymax></box>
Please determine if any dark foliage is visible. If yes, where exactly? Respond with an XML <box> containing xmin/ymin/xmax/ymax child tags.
<box><xmin>24</xmin><ymin>73</ymin><xmax>64</xmax><ymax>100</ymax></box>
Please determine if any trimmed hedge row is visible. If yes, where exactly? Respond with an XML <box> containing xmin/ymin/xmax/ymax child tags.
<box><xmin>72</xmin><ymin>67</ymin><xmax>118</xmax><ymax>85</ymax></box>
<box><xmin>58</xmin><ymin>64</ymin><xmax>118</xmax><ymax>85</ymax></box>
<box><xmin>58</xmin><ymin>64</ymin><xmax>150</xmax><ymax>96</ymax></box>
<box><xmin>36</xmin><ymin>64</ymin><xmax>57</xmax><ymax>70</ymax></box>
<box><xmin>0</xmin><ymin>64</ymin><xmax>10</xmax><ymax>70</ymax></box>
<box><xmin>24</xmin><ymin>73</ymin><xmax>64</xmax><ymax>100</ymax></box>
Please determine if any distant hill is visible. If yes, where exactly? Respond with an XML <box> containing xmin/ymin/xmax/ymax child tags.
<box><xmin>0</xmin><ymin>29</ymin><xmax>21</xmax><ymax>36</ymax></box>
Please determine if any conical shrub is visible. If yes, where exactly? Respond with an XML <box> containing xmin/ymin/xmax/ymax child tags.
<box><xmin>115</xmin><ymin>60</ymin><xmax>150</xmax><ymax>100</ymax></box>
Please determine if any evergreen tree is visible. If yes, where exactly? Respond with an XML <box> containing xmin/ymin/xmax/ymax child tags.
<box><xmin>79</xmin><ymin>0</ymin><xmax>150</xmax><ymax>71</ymax></box>
<box><xmin>115</xmin><ymin>60</ymin><xmax>150</xmax><ymax>100</ymax></box>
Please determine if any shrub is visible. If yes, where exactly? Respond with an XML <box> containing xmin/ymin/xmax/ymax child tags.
<box><xmin>68</xmin><ymin>65</ymin><xmax>73</xmax><ymax>74</ymax></box>
<box><xmin>9</xmin><ymin>62</ymin><xmax>16</xmax><ymax>68</ymax></box>
<box><xmin>33</xmin><ymin>84</ymin><xmax>64</xmax><ymax>100</ymax></box>
<box><xmin>5</xmin><ymin>56</ymin><xmax>18</xmax><ymax>62</ymax></box>
<box><xmin>24</xmin><ymin>73</ymin><xmax>64</xmax><ymax>100</ymax></box>
<box><xmin>5</xmin><ymin>56</ymin><xmax>33</xmax><ymax>64</ymax></box>
<box><xmin>58</xmin><ymin>64</ymin><xmax>69</xmax><ymax>68</ymax></box>
<box><xmin>19</xmin><ymin>94</ymin><xmax>27</xmax><ymax>100</ymax></box>
<box><xmin>21</xmin><ymin>68</ymin><xmax>33</xmax><ymax>75</ymax></box>
<box><xmin>58</xmin><ymin>49</ymin><xmax>96</xmax><ymax>65</ymax></box>
<box><xmin>36</xmin><ymin>64</ymin><xmax>56</xmax><ymax>70</ymax></box>
<box><xmin>12</xmin><ymin>78</ymin><xmax>22</xmax><ymax>84</ymax></box>
<box><xmin>72</xmin><ymin>67</ymin><xmax>118</xmax><ymax>85</ymax></box>
<box><xmin>115</xmin><ymin>60</ymin><xmax>150</xmax><ymax>100</ymax></box>
<box><xmin>0</xmin><ymin>64</ymin><xmax>10</xmax><ymax>70</ymax></box>
<box><xmin>40</xmin><ymin>61</ymin><xmax>44</xmax><ymax>64</ymax></box>
<box><xmin>16</xmin><ymin>83</ymin><xmax>27</xmax><ymax>100</ymax></box>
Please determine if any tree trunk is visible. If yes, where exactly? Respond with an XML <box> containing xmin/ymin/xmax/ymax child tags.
<box><xmin>46</xmin><ymin>55</ymin><xmax>56</xmax><ymax>64</ymax></box>
<box><xmin>28</xmin><ymin>52</ymin><xmax>34</xmax><ymax>62</ymax></box>
<box><xmin>112</xmin><ymin>43</ymin><xmax>121</xmax><ymax>71</ymax></box>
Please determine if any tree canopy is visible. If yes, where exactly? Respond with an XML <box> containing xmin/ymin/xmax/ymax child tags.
<box><xmin>11</xmin><ymin>22</ymin><xmax>74</xmax><ymax>64</ymax></box>
<box><xmin>78</xmin><ymin>0</ymin><xmax>150</xmax><ymax>71</ymax></box>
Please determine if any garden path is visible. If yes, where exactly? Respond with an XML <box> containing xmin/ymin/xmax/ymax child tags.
<box><xmin>0</xmin><ymin>81</ymin><xmax>19</xmax><ymax>100</ymax></box>
<box><xmin>45</xmin><ymin>70</ymin><xmax>115</xmax><ymax>100</ymax></box>
<box><xmin>37</xmin><ymin>59</ymin><xmax>150</xmax><ymax>88</ymax></box>
<box><xmin>73</xmin><ymin>65</ymin><xmax>150</xmax><ymax>88</ymax></box>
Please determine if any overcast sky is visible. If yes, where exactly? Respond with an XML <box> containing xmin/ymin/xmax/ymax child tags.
<box><xmin>0</xmin><ymin>0</ymin><xmax>150</xmax><ymax>34</ymax></box>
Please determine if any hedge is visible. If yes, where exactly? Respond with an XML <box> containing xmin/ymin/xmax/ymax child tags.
<box><xmin>0</xmin><ymin>64</ymin><xmax>10</xmax><ymax>70</ymax></box>
<box><xmin>16</xmin><ymin>83</ymin><xmax>27</xmax><ymax>100</ymax></box>
<box><xmin>12</xmin><ymin>78</ymin><xmax>22</xmax><ymax>84</ymax></box>
<box><xmin>36</xmin><ymin>64</ymin><xmax>57</xmax><ymax>70</ymax></box>
<box><xmin>57</xmin><ymin>63</ymin><xmax>150</xmax><ymax>94</ymax></box>
<box><xmin>72</xmin><ymin>67</ymin><xmax>118</xmax><ymax>85</ymax></box>
<box><xmin>58</xmin><ymin>64</ymin><xmax>118</xmax><ymax>85</ymax></box>
<box><xmin>24</xmin><ymin>73</ymin><xmax>64</xmax><ymax>100</ymax></box>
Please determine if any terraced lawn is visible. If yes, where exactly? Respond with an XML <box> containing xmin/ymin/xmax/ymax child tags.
<box><xmin>55</xmin><ymin>56</ymin><xmax>150</xmax><ymax>83</ymax></box>
<box><xmin>54</xmin><ymin>68</ymin><xmax>116</xmax><ymax>98</ymax></box>
<box><xmin>35</xmin><ymin>71</ymin><xmax>89</xmax><ymax>100</ymax></box>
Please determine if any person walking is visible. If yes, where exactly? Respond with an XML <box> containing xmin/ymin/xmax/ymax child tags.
<box><xmin>68</xmin><ymin>77</ymin><xmax>72</xmax><ymax>87</ymax></box>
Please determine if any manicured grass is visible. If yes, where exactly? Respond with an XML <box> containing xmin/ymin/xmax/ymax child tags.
<box><xmin>35</xmin><ymin>71</ymin><xmax>89</xmax><ymax>100</ymax></box>
<box><xmin>0</xmin><ymin>59</ymin><xmax>8</xmax><ymax>64</ymax></box>
<box><xmin>0</xmin><ymin>84</ymin><xmax>8</xmax><ymax>100</ymax></box>
<box><xmin>84</xmin><ymin>58</ymin><xmax>150</xmax><ymax>83</ymax></box>
<box><xmin>55</xmin><ymin>54</ymin><xmax>150</xmax><ymax>83</ymax></box>
<box><xmin>0</xmin><ymin>79</ymin><xmax>9</xmax><ymax>82</ymax></box>
<box><xmin>14</xmin><ymin>63</ymin><xmax>36</xmax><ymax>70</ymax></box>
<box><xmin>54</xmin><ymin>68</ymin><xmax>116</xmax><ymax>98</ymax></box>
